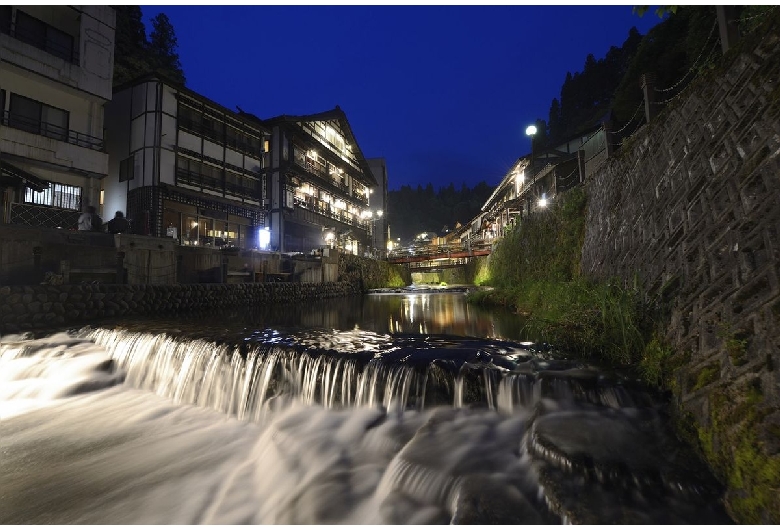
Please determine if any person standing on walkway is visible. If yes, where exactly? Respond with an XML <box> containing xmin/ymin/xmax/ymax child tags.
<box><xmin>106</xmin><ymin>211</ymin><xmax>130</xmax><ymax>234</ymax></box>
<box><xmin>78</xmin><ymin>205</ymin><xmax>96</xmax><ymax>231</ymax></box>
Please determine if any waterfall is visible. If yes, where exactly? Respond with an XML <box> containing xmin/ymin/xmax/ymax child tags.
<box><xmin>84</xmin><ymin>327</ymin><xmax>658</xmax><ymax>421</ymax></box>
<box><xmin>0</xmin><ymin>328</ymin><xmax>732</xmax><ymax>525</ymax></box>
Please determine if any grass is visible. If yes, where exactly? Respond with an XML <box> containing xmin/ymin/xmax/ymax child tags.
<box><xmin>467</xmin><ymin>187</ymin><xmax>657</xmax><ymax>371</ymax></box>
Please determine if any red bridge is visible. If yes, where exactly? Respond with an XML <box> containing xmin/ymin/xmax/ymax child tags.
<box><xmin>386</xmin><ymin>244</ymin><xmax>491</xmax><ymax>271</ymax></box>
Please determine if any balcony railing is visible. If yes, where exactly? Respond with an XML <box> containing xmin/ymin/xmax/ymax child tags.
<box><xmin>225</xmin><ymin>180</ymin><xmax>260</xmax><ymax>199</ymax></box>
<box><xmin>176</xmin><ymin>167</ymin><xmax>221</xmax><ymax>192</ymax></box>
<box><xmin>1</xmin><ymin>111</ymin><xmax>104</xmax><ymax>151</ymax></box>
<box><xmin>292</xmin><ymin>148</ymin><xmax>356</xmax><ymax>199</ymax></box>
<box><xmin>2</xmin><ymin>20</ymin><xmax>79</xmax><ymax>65</ymax></box>
<box><xmin>178</xmin><ymin>117</ymin><xmax>263</xmax><ymax>157</ymax></box>
<box><xmin>177</xmin><ymin>167</ymin><xmax>262</xmax><ymax>202</ymax></box>
<box><xmin>292</xmin><ymin>195</ymin><xmax>369</xmax><ymax>231</ymax></box>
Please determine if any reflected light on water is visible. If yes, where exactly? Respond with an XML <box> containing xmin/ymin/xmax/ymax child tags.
<box><xmin>393</xmin><ymin>292</ymin><xmax>481</xmax><ymax>337</ymax></box>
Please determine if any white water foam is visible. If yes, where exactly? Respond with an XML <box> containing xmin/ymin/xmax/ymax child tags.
<box><xmin>0</xmin><ymin>332</ymin><xmax>545</xmax><ymax>524</ymax></box>
<box><xmin>0</xmin><ymin>330</ymin><xmax>731</xmax><ymax>525</ymax></box>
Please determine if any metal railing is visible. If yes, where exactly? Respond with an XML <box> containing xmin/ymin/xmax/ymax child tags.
<box><xmin>176</xmin><ymin>167</ymin><xmax>221</xmax><ymax>192</ymax></box>
<box><xmin>292</xmin><ymin>149</ymin><xmax>358</xmax><ymax>202</ymax></box>
<box><xmin>1</xmin><ymin>111</ymin><xmax>104</xmax><ymax>151</ymax></box>
<box><xmin>291</xmin><ymin>195</ymin><xmax>369</xmax><ymax>231</ymax></box>
<box><xmin>178</xmin><ymin>117</ymin><xmax>263</xmax><ymax>157</ymax></box>
<box><xmin>176</xmin><ymin>167</ymin><xmax>262</xmax><ymax>202</ymax></box>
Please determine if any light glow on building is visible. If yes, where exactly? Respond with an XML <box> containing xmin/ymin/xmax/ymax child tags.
<box><xmin>258</xmin><ymin>227</ymin><xmax>271</xmax><ymax>249</ymax></box>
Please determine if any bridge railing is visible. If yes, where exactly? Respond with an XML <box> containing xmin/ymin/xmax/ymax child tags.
<box><xmin>387</xmin><ymin>242</ymin><xmax>491</xmax><ymax>264</ymax></box>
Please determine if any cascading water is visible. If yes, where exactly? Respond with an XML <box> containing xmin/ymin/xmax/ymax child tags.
<box><xmin>0</xmin><ymin>292</ymin><xmax>733</xmax><ymax>524</ymax></box>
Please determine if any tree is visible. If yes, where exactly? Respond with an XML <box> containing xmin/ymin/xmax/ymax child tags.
<box><xmin>545</xmin><ymin>24</ymin><xmax>649</xmax><ymax>146</ymax></box>
<box><xmin>548</xmin><ymin>98</ymin><xmax>562</xmax><ymax>141</ymax></box>
<box><xmin>149</xmin><ymin>13</ymin><xmax>185</xmax><ymax>85</ymax></box>
<box><xmin>112</xmin><ymin>8</ymin><xmax>187</xmax><ymax>87</ymax></box>
<box><xmin>113</xmin><ymin>6</ymin><xmax>152</xmax><ymax>86</ymax></box>
<box><xmin>388</xmin><ymin>181</ymin><xmax>493</xmax><ymax>244</ymax></box>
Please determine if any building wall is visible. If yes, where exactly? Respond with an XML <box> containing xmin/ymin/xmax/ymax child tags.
<box><xmin>0</xmin><ymin>67</ymin><xmax>106</xmax><ymax>141</ymax></box>
<box><xmin>0</xmin><ymin>6</ymin><xmax>115</xmax><ymax>101</ymax></box>
<box><xmin>0</xmin><ymin>5</ymin><xmax>115</xmax><ymax>225</ymax></box>
<box><xmin>103</xmin><ymin>89</ymin><xmax>131</xmax><ymax>218</ymax></box>
<box><xmin>367</xmin><ymin>157</ymin><xmax>388</xmax><ymax>255</ymax></box>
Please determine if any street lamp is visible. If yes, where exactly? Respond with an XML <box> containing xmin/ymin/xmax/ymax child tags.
<box><xmin>525</xmin><ymin>124</ymin><xmax>537</xmax><ymax>173</ymax></box>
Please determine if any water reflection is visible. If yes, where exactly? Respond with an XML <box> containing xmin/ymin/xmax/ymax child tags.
<box><xmin>98</xmin><ymin>292</ymin><xmax>528</xmax><ymax>343</ymax></box>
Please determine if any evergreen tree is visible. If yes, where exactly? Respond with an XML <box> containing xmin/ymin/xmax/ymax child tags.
<box><xmin>388</xmin><ymin>181</ymin><xmax>493</xmax><ymax>244</ymax></box>
<box><xmin>112</xmin><ymin>7</ymin><xmax>187</xmax><ymax>86</ymax></box>
<box><xmin>113</xmin><ymin>5</ymin><xmax>152</xmax><ymax>86</ymax></box>
<box><xmin>149</xmin><ymin>13</ymin><xmax>186</xmax><ymax>85</ymax></box>
<box><xmin>545</xmin><ymin>25</ymin><xmax>647</xmax><ymax>146</ymax></box>
<box><xmin>548</xmin><ymin>98</ymin><xmax>562</xmax><ymax>141</ymax></box>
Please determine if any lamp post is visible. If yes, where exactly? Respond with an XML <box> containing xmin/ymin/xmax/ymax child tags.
<box><xmin>369</xmin><ymin>210</ymin><xmax>383</xmax><ymax>258</ymax></box>
<box><xmin>525</xmin><ymin>124</ymin><xmax>537</xmax><ymax>173</ymax></box>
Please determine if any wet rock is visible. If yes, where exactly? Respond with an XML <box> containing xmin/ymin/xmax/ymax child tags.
<box><xmin>450</xmin><ymin>475</ymin><xmax>544</xmax><ymax>524</ymax></box>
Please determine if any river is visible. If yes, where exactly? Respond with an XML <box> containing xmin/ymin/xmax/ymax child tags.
<box><xmin>0</xmin><ymin>288</ymin><xmax>732</xmax><ymax>524</ymax></box>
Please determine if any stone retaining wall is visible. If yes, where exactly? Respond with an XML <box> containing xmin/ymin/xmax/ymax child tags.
<box><xmin>580</xmin><ymin>14</ymin><xmax>780</xmax><ymax>523</ymax></box>
<box><xmin>339</xmin><ymin>254</ymin><xmax>411</xmax><ymax>290</ymax></box>
<box><xmin>0</xmin><ymin>281</ymin><xmax>360</xmax><ymax>334</ymax></box>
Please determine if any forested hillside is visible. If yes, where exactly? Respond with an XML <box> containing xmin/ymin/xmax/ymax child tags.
<box><xmin>387</xmin><ymin>182</ymin><xmax>493</xmax><ymax>244</ymax></box>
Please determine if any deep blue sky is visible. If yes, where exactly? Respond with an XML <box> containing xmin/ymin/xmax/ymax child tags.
<box><xmin>141</xmin><ymin>5</ymin><xmax>662</xmax><ymax>191</ymax></box>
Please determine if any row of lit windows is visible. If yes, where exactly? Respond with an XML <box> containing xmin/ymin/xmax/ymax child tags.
<box><xmin>291</xmin><ymin>176</ymin><xmax>363</xmax><ymax>218</ymax></box>
<box><xmin>301</xmin><ymin>121</ymin><xmax>360</xmax><ymax>174</ymax></box>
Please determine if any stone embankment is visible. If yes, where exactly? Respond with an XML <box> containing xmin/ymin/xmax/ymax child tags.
<box><xmin>581</xmin><ymin>12</ymin><xmax>780</xmax><ymax>524</ymax></box>
<box><xmin>0</xmin><ymin>282</ymin><xmax>360</xmax><ymax>334</ymax></box>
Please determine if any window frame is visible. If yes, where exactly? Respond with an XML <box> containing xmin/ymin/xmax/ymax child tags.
<box><xmin>14</xmin><ymin>9</ymin><xmax>75</xmax><ymax>63</ymax></box>
<box><xmin>9</xmin><ymin>93</ymin><xmax>70</xmax><ymax>142</ymax></box>
<box><xmin>24</xmin><ymin>182</ymin><xmax>82</xmax><ymax>210</ymax></box>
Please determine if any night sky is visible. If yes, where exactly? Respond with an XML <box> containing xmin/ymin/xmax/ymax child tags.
<box><xmin>141</xmin><ymin>5</ymin><xmax>662</xmax><ymax>191</ymax></box>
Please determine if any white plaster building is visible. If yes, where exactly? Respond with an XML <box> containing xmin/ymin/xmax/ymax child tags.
<box><xmin>0</xmin><ymin>5</ymin><xmax>115</xmax><ymax>227</ymax></box>
<box><xmin>104</xmin><ymin>75</ymin><xmax>269</xmax><ymax>249</ymax></box>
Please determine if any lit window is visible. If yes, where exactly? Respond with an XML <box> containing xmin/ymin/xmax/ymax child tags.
<box><xmin>25</xmin><ymin>183</ymin><xmax>81</xmax><ymax>210</ymax></box>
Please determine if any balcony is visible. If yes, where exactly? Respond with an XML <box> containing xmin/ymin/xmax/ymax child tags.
<box><xmin>292</xmin><ymin>148</ymin><xmax>357</xmax><ymax>199</ymax></box>
<box><xmin>177</xmin><ymin>167</ymin><xmax>221</xmax><ymax>192</ymax></box>
<box><xmin>292</xmin><ymin>195</ymin><xmax>369</xmax><ymax>231</ymax></box>
<box><xmin>0</xmin><ymin>112</ymin><xmax>107</xmax><ymax>176</ymax></box>
<box><xmin>176</xmin><ymin>167</ymin><xmax>261</xmax><ymax>203</ymax></box>
<box><xmin>178</xmin><ymin>117</ymin><xmax>264</xmax><ymax>158</ymax></box>
<box><xmin>1</xmin><ymin>111</ymin><xmax>103</xmax><ymax>151</ymax></box>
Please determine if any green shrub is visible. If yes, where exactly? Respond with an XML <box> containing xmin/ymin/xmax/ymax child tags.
<box><xmin>467</xmin><ymin>187</ymin><xmax>654</xmax><ymax>368</ymax></box>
